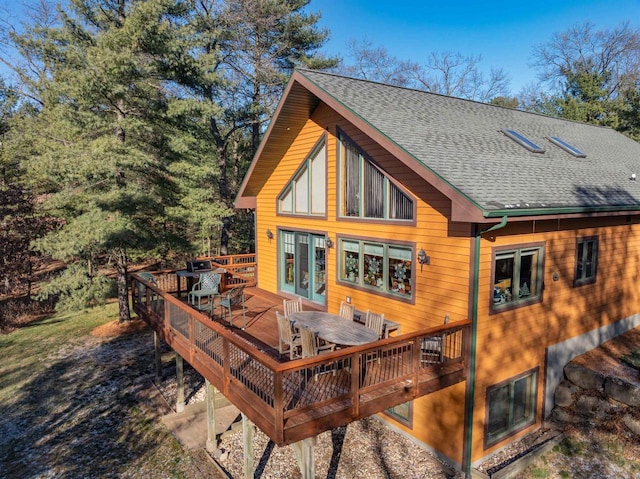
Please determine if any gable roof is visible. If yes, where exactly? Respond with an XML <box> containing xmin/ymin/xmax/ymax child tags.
<box><xmin>236</xmin><ymin>68</ymin><xmax>640</xmax><ymax>222</ymax></box>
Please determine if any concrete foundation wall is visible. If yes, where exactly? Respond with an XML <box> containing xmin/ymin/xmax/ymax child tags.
<box><xmin>544</xmin><ymin>312</ymin><xmax>640</xmax><ymax>417</ymax></box>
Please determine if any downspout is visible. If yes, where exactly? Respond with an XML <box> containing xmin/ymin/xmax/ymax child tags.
<box><xmin>464</xmin><ymin>215</ymin><xmax>508</xmax><ymax>478</ymax></box>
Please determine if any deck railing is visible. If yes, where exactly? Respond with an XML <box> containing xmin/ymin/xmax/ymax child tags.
<box><xmin>131</xmin><ymin>272</ymin><xmax>469</xmax><ymax>446</ymax></box>
<box><xmin>204</xmin><ymin>253</ymin><xmax>256</xmax><ymax>286</ymax></box>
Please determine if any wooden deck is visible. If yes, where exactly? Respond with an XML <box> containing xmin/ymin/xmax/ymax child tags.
<box><xmin>131</xmin><ymin>266</ymin><xmax>469</xmax><ymax>446</ymax></box>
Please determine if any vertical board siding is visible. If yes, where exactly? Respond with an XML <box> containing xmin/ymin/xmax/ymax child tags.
<box><xmin>255</xmin><ymin>103</ymin><xmax>472</xmax><ymax>335</ymax></box>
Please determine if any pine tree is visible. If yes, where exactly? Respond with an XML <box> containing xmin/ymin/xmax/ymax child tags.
<box><xmin>11</xmin><ymin>0</ymin><xmax>189</xmax><ymax>321</ymax></box>
<box><xmin>174</xmin><ymin>0</ymin><xmax>337</xmax><ymax>253</ymax></box>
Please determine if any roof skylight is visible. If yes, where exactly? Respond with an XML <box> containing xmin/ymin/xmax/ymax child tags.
<box><xmin>501</xmin><ymin>129</ymin><xmax>545</xmax><ymax>154</ymax></box>
<box><xmin>547</xmin><ymin>136</ymin><xmax>586</xmax><ymax>158</ymax></box>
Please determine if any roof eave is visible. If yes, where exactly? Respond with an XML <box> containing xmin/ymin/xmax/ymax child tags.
<box><xmin>234</xmin><ymin>71</ymin><xmax>317</xmax><ymax>208</ymax></box>
<box><xmin>484</xmin><ymin>205</ymin><xmax>640</xmax><ymax>220</ymax></box>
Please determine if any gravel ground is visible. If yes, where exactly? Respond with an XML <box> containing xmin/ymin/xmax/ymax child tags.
<box><xmin>3</xmin><ymin>319</ymin><xmax>639</xmax><ymax>479</ymax></box>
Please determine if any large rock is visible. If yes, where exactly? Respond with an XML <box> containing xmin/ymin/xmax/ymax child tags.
<box><xmin>564</xmin><ymin>363</ymin><xmax>605</xmax><ymax>391</ymax></box>
<box><xmin>548</xmin><ymin>407</ymin><xmax>582</xmax><ymax>425</ymax></box>
<box><xmin>554</xmin><ymin>381</ymin><xmax>580</xmax><ymax>408</ymax></box>
<box><xmin>605</xmin><ymin>376</ymin><xmax>640</xmax><ymax>407</ymax></box>
<box><xmin>623</xmin><ymin>414</ymin><xmax>640</xmax><ymax>436</ymax></box>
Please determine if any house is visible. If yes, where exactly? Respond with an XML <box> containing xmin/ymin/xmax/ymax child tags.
<box><xmin>235</xmin><ymin>68</ymin><xmax>640</xmax><ymax>473</ymax></box>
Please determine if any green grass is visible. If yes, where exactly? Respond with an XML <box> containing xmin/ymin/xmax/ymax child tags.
<box><xmin>553</xmin><ymin>436</ymin><xmax>584</xmax><ymax>457</ymax></box>
<box><xmin>526</xmin><ymin>465</ymin><xmax>552</xmax><ymax>478</ymax></box>
<box><xmin>0</xmin><ymin>303</ymin><xmax>117</xmax><ymax>402</ymax></box>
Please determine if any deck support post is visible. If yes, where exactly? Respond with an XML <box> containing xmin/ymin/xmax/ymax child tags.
<box><xmin>175</xmin><ymin>353</ymin><xmax>185</xmax><ymax>413</ymax></box>
<box><xmin>153</xmin><ymin>331</ymin><xmax>163</xmax><ymax>381</ymax></box>
<box><xmin>205</xmin><ymin>379</ymin><xmax>218</xmax><ymax>453</ymax></box>
<box><xmin>242</xmin><ymin>413</ymin><xmax>255</xmax><ymax>479</ymax></box>
<box><xmin>291</xmin><ymin>436</ymin><xmax>316</xmax><ymax>479</ymax></box>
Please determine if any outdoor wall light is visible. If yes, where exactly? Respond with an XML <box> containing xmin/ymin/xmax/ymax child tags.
<box><xmin>417</xmin><ymin>248</ymin><xmax>430</xmax><ymax>271</ymax></box>
<box><xmin>325</xmin><ymin>236</ymin><xmax>334</xmax><ymax>248</ymax></box>
<box><xmin>266</xmin><ymin>229</ymin><xmax>274</xmax><ymax>240</ymax></box>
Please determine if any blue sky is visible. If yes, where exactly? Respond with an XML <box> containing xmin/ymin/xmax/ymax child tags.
<box><xmin>310</xmin><ymin>0</ymin><xmax>640</xmax><ymax>94</ymax></box>
<box><xmin>3</xmin><ymin>0</ymin><xmax>639</xmax><ymax>95</ymax></box>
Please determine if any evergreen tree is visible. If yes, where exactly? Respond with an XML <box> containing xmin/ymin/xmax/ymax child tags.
<box><xmin>526</xmin><ymin>22</ymin><xmax>640</xmax><ymax>136</ymax></box>
<box><xmin>175</xmin><ymin>0</ymin><xmax>337</xmax><ymax>253</ymax></box>
<box><xmin>9</xmin><ymin>0</ymin><xmax>189</xmax><ymax>320</ymax></box>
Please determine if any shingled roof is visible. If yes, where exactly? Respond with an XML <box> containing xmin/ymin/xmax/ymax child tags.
<box><xmin>237</xmin><ymin>68</ymin><xmax>640</xmax><ymax>221</ymax></box>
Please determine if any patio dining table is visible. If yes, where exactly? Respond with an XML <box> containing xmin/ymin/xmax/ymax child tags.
<box><xmin>289</xmin><ymin>311</ymin><xmax>379</xmax><ymax>346</ymax></box>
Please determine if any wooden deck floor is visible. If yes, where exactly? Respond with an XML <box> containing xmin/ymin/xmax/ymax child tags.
<box><xmin>132</xmin><ymin>268</ymin><xmax>469</xmax><ymax>447</ymax></box>
<box><xmin>194</xmin><ymin>287</ymin><xmax>322</xmax><ymax>361</ymax></box>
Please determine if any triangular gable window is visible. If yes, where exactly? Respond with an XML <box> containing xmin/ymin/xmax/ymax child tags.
<box><xmin>339</xmin><ymin>133</ymin><xmax>414</xmax><ymax>221</ymax></box>
<box><xmin>278</xmin><ymin>137</ymin><xmax>326</xmax><ymax>216</ymax></box>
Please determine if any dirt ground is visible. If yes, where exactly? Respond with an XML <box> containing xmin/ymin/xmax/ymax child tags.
<box><xmin>3</xmin><ymin>314</ymin><xmax>640</xmax><ymax>479</ymax></box>
<box><xmin>0</xmin><ymin>318</ymin><xmax>226</xmax><ymax>479</ymax></box>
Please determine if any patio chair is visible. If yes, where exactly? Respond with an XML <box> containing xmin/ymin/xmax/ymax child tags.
<box><xmin>420</xmin><ymin>335</ymin><xmax>444</xmax><ymax>365</ymax></box>
<box><xmin>137</xmin><ymin>272</ymin><xmax>158</xmax><ymax>298</ymax></box>
<box><xmin>215</xmin><ymin>284</ymin><xmax>246</xmax><ymax>329</ymax></box>
<box><xmin>338</xmin><ymin>301</ymin><xmax>355</xmax><ymax>321</ymax></box>
<box><xmin>136</xmin><ymin>272</ymin><xmax>161</xmax><ymax>310</ymax></box>
<box><xmin>299</xmin><ymin>327</ymin><xmax>336</xmax><ymax>358</ymax></box>
<box><xmin>299</xmin><ymin>326</ymin><xmax>335</xmax><ymax>380</ymax></box>
<box><xmin>187</xmin><ymin>272</ymin><xmax>221</xmax><ymax>314</ymax></box>
<box><xmin>283</xmin><ymin>297</ymin><xmax>303</xmax><ymax>318</ymax></box>
<box><xmin>276</xmin><ymin>311</ymin><xmax>302</xmax><ymax>360</ymax></box>
<box><xmin>365</xmin><ymin>310</ymin><xmax>385</xmax><ymax>339</ymax></box>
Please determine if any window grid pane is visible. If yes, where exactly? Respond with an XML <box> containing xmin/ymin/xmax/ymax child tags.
<box><xmin>344</xmin><ymin>143</ymin><xmax>360</xmax><ymax>216</ymax></box>
<box><xmin>340</xmin><ymin>239</ymin><xmax>413</xmax><ymax>298</ymax></box>
<box><xmin>310</xmin><ymin>145</ymin><xmax>326</xmax><ymax>214</ymax></box>
<box><xmin>575</xmin><ymin>238</ymin><xmax>598</xmax><ymax>285</ymax></box>
<box><xmin>488</xmin><ymin>385</ymin><xmax>510</xmax><ymax>437</ymax></box>
<box><xmin>340</xmin><ymin>136</ymin><xmax>413</xmax><ymax>221</ymax></box>
<box><xmin>487</xmin><ymin>371</ymin><xmax>537</xmax><ymax>445</ymax></box>
<box><xmin>390</xmin><ymin>183</ymin><xmax>413</xmax><ymax>219</ymax></box>
<box><xmin>294</xmin><ymin>167</ymin><xmax>309</xmax><ymax>213</ymax></box>
<box><xmin>493</xmin><ymin>247</ymin><xmax>543</xmax><ymax>309</ymax></box>
<box><xmin>283</xmin><ymin>233</ymin><xmax>295</xmax><ymax>287</ymax></box>
<box><xmin>363</xmin><ymin>242</ymin><xmax>384</xmax><ymax>289</ymax></box>
<box><xmin>364</xmin><ymin>161</ymin><xmax>384</xmax><ymax>218</ymax></box>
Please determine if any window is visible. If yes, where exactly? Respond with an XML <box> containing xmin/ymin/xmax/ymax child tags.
<box><xmin>492</xmin><ymin>244</ymin><xmax>544</xmax><ymax>310</ymax></box>
<box><xmin>575</xmin><ymin>236</ymin><xmax>598</xmax><ymax>286</ymax></box>
<box><xmin>385</xmin><ymin>401</ymin><xmax>412</xmax><ymax>427</ymax></box>
<box><xmin>486</xmin><ymin>369</ymin><xmax>537</xmax><ymax>446</ymax></box>
<box><xmin>339</xmin><ymin>134</ymin><xmax>413</xmax><ymax>220</ymax></box>
<box><xmin>340</xmin><ymin>238</ymin><xmax>413</xmax><ymax>299</ymax></box>
<box><xmin>501</xmin><ymin>129</ymin><xmax>545</xmax><ymax>153</ymax></box>
<box><xmin>278</xmin><ymin>138</ymin><xmax>326</xmax><ymax>215</ymax></box>
<box><xmin>547</xmin><ymin>136</ymin><xmax>586</xmax><ymax>158</ymax></box>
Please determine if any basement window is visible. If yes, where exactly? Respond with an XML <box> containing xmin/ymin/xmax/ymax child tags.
<box><xmin>501</xmin><ymin>129</ymin><xmax>545</xmax><ymax>153</ymax></box>
<box><xmin>547</xmin><ymin>136</ymin><xmax>586</xmax><ymax>158</ymax></box>
<box><xmin>485</xmin><ymin>368</ymin><xmax>538</xmax><ymax>447</ymax></box>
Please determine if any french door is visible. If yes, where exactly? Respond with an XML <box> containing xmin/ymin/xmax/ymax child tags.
<box><xmin>280</xmin><ymin>231</ymin><xmax>326</xmax><ymax>304</ymax></box>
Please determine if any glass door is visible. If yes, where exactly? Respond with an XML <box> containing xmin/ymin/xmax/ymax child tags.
<box><xmin>295</xmin><ymin>233</ymin><xmax>309</xmax><ymax>297</ymax></box>
<box><xmin>280</xmin><ymin>231</ymin><xmax>326</xmax><ymax>305</ymax></box>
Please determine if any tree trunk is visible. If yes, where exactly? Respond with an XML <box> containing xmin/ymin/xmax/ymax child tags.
<box><xmin>115</xmin><ymin>247</ymin><xmax>131</xmax><ymax>323</ymax></box>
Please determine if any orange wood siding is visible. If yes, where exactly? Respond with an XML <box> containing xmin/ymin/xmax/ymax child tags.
<box><xmin>252</xmin><ymin>99</ymin><xmax>640</xmax><ymax>466</ymax></box>
<box><xmin>472</xmin><ymin>216</ymin><xmax>640</xmax><ymax>459</ymax></box>
<box><xmin>253</xmin><ymin>103</ymin><xmax>473</xmax><ymax>466</ymax></box>
<box><xmin>388</xmin><ymin>383</ymin><xmax>467</xmax><ymax>464</ymax></box>
<box><xmin>255</xmin><ymin>103</ymin><xmax>472</xmax><ymax>332</ymax></box>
